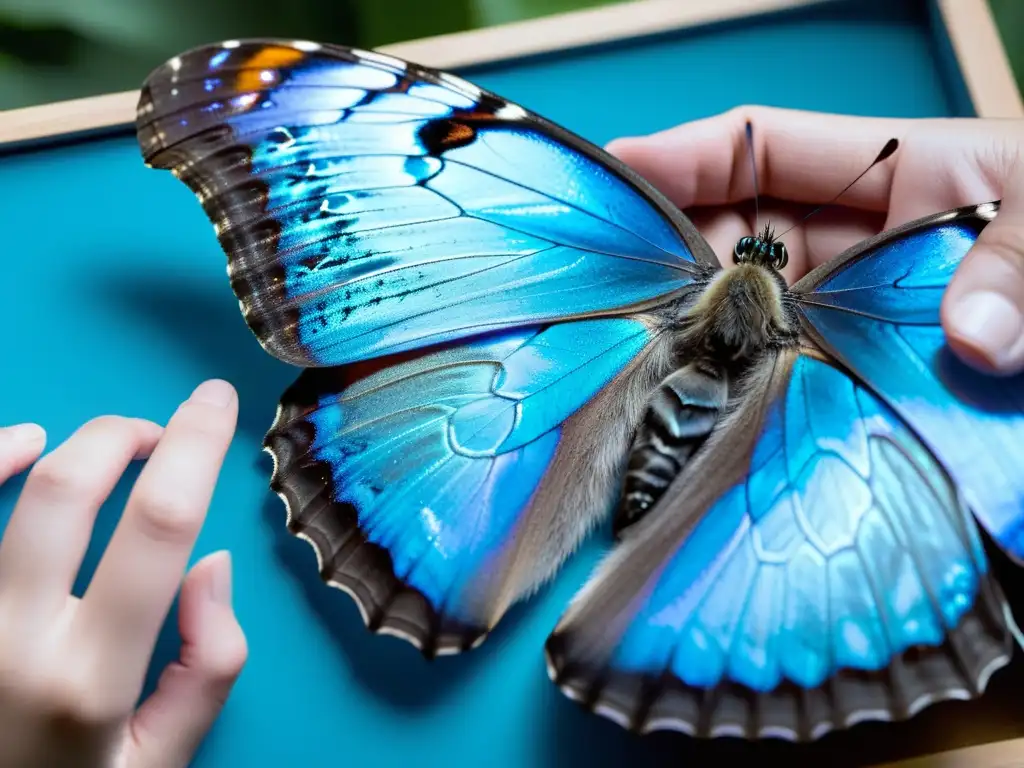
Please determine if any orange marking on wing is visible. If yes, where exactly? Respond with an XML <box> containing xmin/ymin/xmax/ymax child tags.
<box><xmin>236</xmin><ymin>45</ymin><xmax>306</xmax><ymax>92</ymax></box>
<box><xmin>443</xmin><ymin>123</ymin><xmax>475</xmax><ymax>146</ymax></box>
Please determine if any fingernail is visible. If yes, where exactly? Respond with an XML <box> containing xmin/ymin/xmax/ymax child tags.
<box><xmin>208</xmin><ymin>551</ymin><xmax>233</xmax><ymax>606</ymax></box>
<box><xmin>189</xmin><ymin>379</ymin><xmax>236</xmax><ymax>408</ymax></box>
<box><xmin>604</xmin><ymin>137</ymin><xmax>634</xmax><ymax>154</ymax></box>
<box><xmin>951</xmin><ymin>291</ymin><xmax>1024</xmax><ymax>368</ymax></box>
<box><xmin>1</xmin><ymin>423</ymin><xmax>46</xmax><ymax>448</ymax></box>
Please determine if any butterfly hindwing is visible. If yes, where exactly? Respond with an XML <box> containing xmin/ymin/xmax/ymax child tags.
<box><xmin>545</xmin><ymin>348</ymin><xmax>1016</xmax><ymax>739</ymax></box>
<box><xmin>268</xmin><ymin>316</ymin><xmax>678</xmax><ymax>655</ymax></box>
<box><xmin>793</xmin><ymin>202</ymin><xmax>1024</xmax><ymax>561</ymax></box>
<box><xmin>136</xmin><ymin>39</ymin><xmax>714</xmax><ymax>368</ymax></box>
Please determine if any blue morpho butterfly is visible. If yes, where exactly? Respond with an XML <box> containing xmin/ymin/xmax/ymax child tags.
<box><xmin>135</xmin><ymin>39</ymin><xmax>1024</xmax><ymax>741</ymax></box>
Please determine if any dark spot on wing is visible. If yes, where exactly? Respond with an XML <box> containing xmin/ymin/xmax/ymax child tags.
<box><xmin>418</xmin><ymin>119</ymin><xmax>477</xmax><ymax>153</ymax></box>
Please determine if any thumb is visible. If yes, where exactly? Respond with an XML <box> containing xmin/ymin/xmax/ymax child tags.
<box><xmin>125</xmin><ymin>551</ymin><xmax>247</xmax><ymax>766</ymax></box>
<box><xmin>942</xmin><ymin>166</ymin><xmax>1024</xmax><ymax>375</ymax></box>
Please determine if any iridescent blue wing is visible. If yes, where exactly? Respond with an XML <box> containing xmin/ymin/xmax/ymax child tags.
<box><xmin>135</xmin><ymin>39</ymin><xmax>715</xmax><ymax>368</ymax></box>
<box><xmin>268</xmin><ymin>317</ymin><xmax>677</xmax><ymax>655</ymax></box>
<box><xmin>546</xmin><ymin>349</ymin><xmax>1018</xmax><ymax>739</ymax></box>
<box><xmin>793</xmin><ymin>202</ymin><xmax>1024</xmax><ymax>561</ymax></box>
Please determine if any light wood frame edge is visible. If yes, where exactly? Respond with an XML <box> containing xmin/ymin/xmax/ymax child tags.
<box><xmin>0</xmin><ymin>0</ymin><xmax>813</xmax><ymax>146</ymax></box>
<box><xmin>877</xmin><ymin>736</ymin><xmax>1024</xmax><ymax>768</ymax></box>
<box><xmin>3</xmin><ymin>0</ymin><xmax>1021</xmax><ymax>146</ymax></box>
<box><xmin>0</xmin><ymin>0</ymin><xmax>1021</xmax><ymax>763</ymax></box>
<box><xmin>936</xmin><ymin>0</ymin><xmax>1023</xmax><ymax>119</ymax></box>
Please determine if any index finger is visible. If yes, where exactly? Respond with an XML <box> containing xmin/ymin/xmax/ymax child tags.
<box><xmin>76</xmin><ymin>379</ymin><xmax>238</xmax><ymax>700</ymax></box>
<box><xmin>607</xmin><ymin>105</ymin><xmax>912</xmax><ymax>212</ymax></box>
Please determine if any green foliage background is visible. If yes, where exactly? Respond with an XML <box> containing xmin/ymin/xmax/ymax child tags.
<box><xmin>0</xmin><ymin>0</ymin><xmax>1019</xmax><ymax>111</ymax></box>
<box><xmin>991</xmin><ymin>0</ymin><xmax>1024</xmax><ymax>96</ymax></box>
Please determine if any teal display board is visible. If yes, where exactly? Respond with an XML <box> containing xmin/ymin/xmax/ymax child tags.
<box><xmin>2</xmin><ymin>1</ymin><xmax>1020</xmax><ymax>765</ymax></box>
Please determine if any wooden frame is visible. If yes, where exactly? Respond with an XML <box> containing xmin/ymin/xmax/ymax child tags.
<box><xmin>1</xmin><ymin>1</ymin><xmax>1022</xmax><ymax>765</ymax></box>
<box><xmin>0</xmin><ymin>0</ymin><xmax>1019</xmax><ymax>147</ymax></box>
<box><xmin>878</xmin><ymin>737</ymin><xmax>1024</xmax><ymax>768</ymax></box>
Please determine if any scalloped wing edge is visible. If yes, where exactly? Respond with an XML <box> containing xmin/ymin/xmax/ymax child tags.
<box><xmin>545</xmin><ymin>561</ymin><xmax>1017</xmax><ymax>741</ymax></box>
<box><xmin>263</xmin><ymin>397</ymin><xmax>488</xmax><ymax>658</ymax></box>
<box><xmin>542</xmin><ymin>347</ymin><xmax>1021</xmax><ymax>741</ymax></box>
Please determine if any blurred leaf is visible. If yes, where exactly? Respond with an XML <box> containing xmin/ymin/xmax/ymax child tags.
<box><xmin>0</xmin><ymin>0</ymin><xmax>179</xmax><ymax>48</ymax></box>
<box><xmin>0</xmin><ymin>0</ymin><xmax>360</xmax><ymax>109</ymax></box>
<box><xmin>353</xmin><ymin>0</ymin><xmax>474</xmax><ymax>48</ymax></box>
<box><xmin>0</xmin><ymin>0</ymin><xmax>360</xmax><ymax>50</ymax></box>
<box><xmin>0</xmin><ymin>19</ymin><xmax>85</xmax><ymax>65</ymax></box>
<box><xmin>0</xmin><ymin>0</ymin><xmax>614</xmax><ymax>109</ymax></box>
<box><xmin>472</xmin><ymin>0</ymin><xmax>616</xmax><ymax>27</ymax></box>
<box><xmin>989</xmin><ymin>0</ymin><xmax>1024</xmax><ymax>96</ymax></box>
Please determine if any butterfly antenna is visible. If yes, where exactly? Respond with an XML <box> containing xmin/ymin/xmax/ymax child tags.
<box><xmin>776</xmin><ymin>138</ymin><xmax>899</xmax><ymax>240</ymax></box>
<box><xmin>745</xmin><ymin>121</ymin><xmax>760</xmax><ymax>233</ymax></box>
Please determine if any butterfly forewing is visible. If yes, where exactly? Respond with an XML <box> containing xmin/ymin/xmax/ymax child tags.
<box><xmin>136</xmin><ymin>39</ymin><xmax>717</xmax><ymax>370</ymax></box>
<box><xmin>793</xmin><ymin>202</ymin><xmax>1024</xmax><ymax>562</ymax></box>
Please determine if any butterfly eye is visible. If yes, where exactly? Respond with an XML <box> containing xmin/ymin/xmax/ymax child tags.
<box><xmin>773</xmin><ymin>245</ymin><xmax>789</xmax><ymax>271</ymax></box>
<box><xmin>733</xmin><ymin>238</ymin><xmax>750</xmax><ymax>264</ymax></box>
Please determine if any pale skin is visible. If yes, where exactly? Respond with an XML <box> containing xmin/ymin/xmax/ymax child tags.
<box><xmin>0</xmin><ymin>109</ymin><xmax>1021</xmax><ymax>767</ymax></box>
<box><xmin>608</xmin><ymin>106</ymin><xmax>1024</xmax><ymax>375</ymax></box>
<box><xmin>0</xmin><ymin>380</ymin><xmax>246</xmax><ymax>768</ymax></box>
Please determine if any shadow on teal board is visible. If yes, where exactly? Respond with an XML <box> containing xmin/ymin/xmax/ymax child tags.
<box><xmin>1</xmin><ymin>2</ymin><xmax>1015</xmax><ymax>768</ymax></box>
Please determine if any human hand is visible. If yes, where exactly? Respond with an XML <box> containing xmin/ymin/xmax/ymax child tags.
<box><xmin>0</xmin><ymin>380</ymin><xmax>247</xmax><ymax>768</ymax></box>
<box><xmin>607</xmin><ymin>106</ymin><xmax>1024</xmax><ymax>375</ymax></box>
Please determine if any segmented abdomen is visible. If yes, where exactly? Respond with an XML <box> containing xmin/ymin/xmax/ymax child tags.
<box><xmin>615</xmin><ymin>363</ymin><xmax>726</xmax><ymax>536</ymax></box>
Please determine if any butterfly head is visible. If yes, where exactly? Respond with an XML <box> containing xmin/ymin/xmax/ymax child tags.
<box><xmin>733</xmin><ymin>223</ymin><xmax>789</xmax><ymax>272</ymax></box>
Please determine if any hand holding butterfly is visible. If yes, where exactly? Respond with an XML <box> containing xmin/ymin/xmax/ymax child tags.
<box><xmin>608</xmin><ymin>107</ymin><xmax>1024</xmax><ymax>374</ymax></box>
<box><xmin>0</xmin><ymin>380</ymin><xmax>247</xmax><ymax>768</ymax></box>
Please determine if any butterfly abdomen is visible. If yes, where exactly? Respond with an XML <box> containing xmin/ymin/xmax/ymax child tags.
<box><xmin>616</xmin><ymin>362</ymin><xmax>727</xmax><ymax>536</ymax></box>
<box><xmin>616</xmin><ymin>265</ymin><xmax>797</xmax><ymax>536</ymax></box>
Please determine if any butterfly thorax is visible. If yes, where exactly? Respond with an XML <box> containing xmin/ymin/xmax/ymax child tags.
<box><xmin>680</xmin><ymin>261</ymin><xmax>798</xmax><ymax>363</ymax></box>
